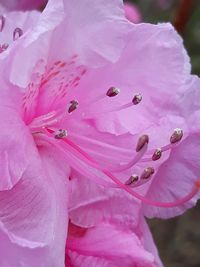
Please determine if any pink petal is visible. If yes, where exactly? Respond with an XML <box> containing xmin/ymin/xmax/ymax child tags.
<box><xmin>7</xmin><ymin>0</ymin><xmax>131</xmax><ymax>88</ymax></box>
<box><xmin>67</xmin><ymin>252</ymin><xmax>116</xmax><ymax>267</ymax></box>
<box><xmin>66</xmin><ymin>119</ymin><xmax>138</xmax><ymax>172</ymax></box>
<box><xmin>63</xmin><ymin>0</ymin><xmax>131</xmax><ymax>65</ymax></box>
<box><xmin>69</xmin><ymin>174</ymin><xmax>140</xmax><ymax>228</ymax></box>
<box><xmin>68</xmin><ymin>23</ymin><xmax>191</xmax><ymax>136</ymax></box>
<box><xmin>178</xmin><ymin>76</ymin><xmax>200</xmax><ymax>131</ymax></box>
<box><xmin>0</xmin><ymin>224</ymin><xmax>51</xmax><ymax>266</ymax></box>
<box><xmin>67</xmin><ymin>222</ymin><xmax>155</xmax><ymax>267</ymax></box>
<box><xmin>0</xmin><ymin>0</ymin><xmax>46</xmax><ymax>11</ymax></box>
<box><xmin>0</xmin><ymin>10</ymin><xmax>40</xmax><ymax>58</ymax></box>
<box><xmin>0</xmin><ymin>88</ymin><xmax>36</xmax><ymax>190</ymax></box>
<box><xmin>140</xmin><ymin>219</ymin><xmax>164</xmax><ymax>267</ymax></box>
<box><xmin>0</xmin><ymin>143</ymin><xmax>70</xmax><ymax>266</ymax></box>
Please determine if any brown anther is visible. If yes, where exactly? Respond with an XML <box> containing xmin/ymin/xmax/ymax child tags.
<box><xmin>0</xmin><ymin>43</ymin><xmax>9</xmax><ymax>53</ymax></box>
<box><xmin>132</xmin><ymin>93</ymin><xmax>142</xmax><ymax>105</ymax></box>
<box><xmin>136</xmin><ymin>134</ymin><xmax>149</xmax><ymax>152</ymax></box>
<box><xmin>125</xmin><ymin>174</ymin><xmax>139</xmax><ymax>185</ymax></box>
<box><xmin>106</xmin><ymin>87</ymin><xmax>120</xmax><ymax>97</ymax></box>
<box><xmin>13</xmin><ymin>27</ymin><xmax>23</xmax><ymax>41</ymax></box>
<box><xmin>170</xmin><ymin>128</ymin><xmax>183</xmax><ymax>144</ymax></box>
<box><xmin>152</xmin><ymin>148</ymin><xmax>162</xmax><ymax>161</ymax></box>
<box><xmin>0</xmin><ymin>15</ymin><xmax>5</xmax><ymax>32</ymax></box>
<box><xmin>68</xmin><ymin>100</ymin><xmax>79</xmax><ymax>113</ymax></box>
<box><xmin>140</xmin><ymin>167</ymin><xmax>155</xmax><ymax>180</ymax></box>
<box><xmin>54</xmin><ymin>129</ymin><xmax>67</xmax><ymax>139</ymax></box>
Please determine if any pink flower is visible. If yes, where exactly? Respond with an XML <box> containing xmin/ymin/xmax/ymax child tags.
<box><xmin>0</xmin><ymin>0</ymin><xmax>132</xmax><ymax>266</ymax></box>
<box><xmin>124</xmin><ymin>2</ymin><xmax>141</xmax><ymax>23</ymax></box>
<box><xmin>0</xmin><ymin>0</ymin><xmax>200</xmax><ymax>265</ymax></box>
<box><xmin>0</xmin><ymin>0</ymin><xmax>47</xmax><ymax>11</ymax></box>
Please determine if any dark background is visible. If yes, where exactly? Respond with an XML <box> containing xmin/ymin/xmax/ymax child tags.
<box><xmin>126</xmin><ymin>1</ymin><xmax>200</xmax><ymax>266</ymax></box>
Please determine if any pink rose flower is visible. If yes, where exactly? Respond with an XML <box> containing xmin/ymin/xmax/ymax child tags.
<box><xmin>0</xmin><ymin>0</ymin><xmax>200</xmax><ymax>266</ymax></box>
<box><xmin>0</xmin><ymin>0</ymin><xmax>47</xmax><ymax>11</ymax></box>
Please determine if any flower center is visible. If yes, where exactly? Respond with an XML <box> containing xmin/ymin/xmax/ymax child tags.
<box><xmin>22</xmin><ymin>58</ymin><xmax>199</xmax><ymax>209</ymax></box>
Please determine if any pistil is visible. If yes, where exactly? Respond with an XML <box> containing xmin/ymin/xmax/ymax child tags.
<box><xmin>42</xmin><ymin>128</ymin><xmax>200</xmax><ymax>208</ymax></box>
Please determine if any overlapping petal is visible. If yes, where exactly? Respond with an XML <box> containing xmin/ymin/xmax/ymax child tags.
<box><xmin>6</xmin><ymin>0</ymin><xmax>131</xmax><ymax>88</ymax></box>
<box><xmin>0</xmin><ymin>10</ymin><xmax>40</xmax><ymax>58</ymax></box>
<box><xmin>0</xmin><ymin>87</ymin><xmax>34</xmax><ymax>190</ymax></box>
<box><xmin>73</xmin><ymin>22</ymin><xmax>191</xmax><ymax>135</ymax></box>
<box><xmin>69</xmin><ymin>173</ymin><xmax>140</xmax><ymax>228</ymax></box>
<box><xmin>0</xmin><ymin>0</ymin><xmax>46</xmax><ymax>11</ymax></box>
<box><xmin>67</xmin><ymin>222</ymin><xmax>155</xmax><ymax>267</ymax></box>
<box><xmin>0</xmin><ymin>143</ymin><xmax>70</xmax><ymax>266</ymax></box>
<box><xmin>143</xmin><ymin>133</ymin><xmax>200</xmax><ymax>218</ymax></box>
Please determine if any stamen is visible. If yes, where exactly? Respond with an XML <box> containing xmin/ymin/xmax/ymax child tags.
<box><xmin>125</xmin><ymin>174</ymin><xmax>139</xmax><ymax>185</ymax></box>
<box><xmin>68</xmin><ymin>100</ymin><xmax>79</xmax><ymax>113</ymax></box>
<box><xmin>54</xmin><ymin>129</ymin><xmax>67</xmax><ymax>139</ymax></box>
<box><xmin>140</xmin><ymin>143</ymin><xmax>177</xmax><ymax>162</ymax></box>
<box><xmin>45</xmin><ymin>130</ymin><xmax>200</xmax><ymax>208</ymax></box>
<box><xmin>143</xmin><ymin>144</ymin><xmax>177</xmax><ymax>160</ymax></box>
<box><xmin>136</xmin><ymin>134</ymin><xmax>149</xmax><ymax>152</ymax></box>
<box><xmin>76</xmin><ymin>86</ymin><xmax>120</xmax><ymax>114</ymax></box>
<box><xmin>142</xmin><ymin>128</ymin><xmax>184</xmax><ymax>160</ymax></box>
<box><xmin>82</xmin><ymin>89</ymin><xmax>142</xmax><ymax>119</ymax></box>
<box><xmin>28</xmin><ymin>111</ymin><xmax>60</xmax><ymax>130</ymax></box>
<box><xmin>44</xmin><ymin>135</ymin><xmax>117</xmax><ymax>188</ymax></box>
<box><xmin>13</xmin><ymin>27</ymin><xmax>23</xmax><ymax>41</ymax></box>
<box><xmin>110</xmin><ymin>142</ymin><xmax>147</xmax><ymax>172</ymax></box>
<box><xmin>106</xmin><ymin>87</ymin><xmax>120</xmax><ymax>97</ymax></box>
<box><xmin>100</xmin><ymin>166</ymin><xmax>200</xmax><ymax>208</ymax></box>
<box><xmin>132</xmin><ymin>93</ymin><xmax>142</xmax><ymax>105</ymax></box>
<box><xmin>170</xmin><ymin>128</ymin><xmax>183</xmax><ymax>144</ymax></box>
<box><xmin>152</xmin><ymin>148</ymin><xmax>162</xmax><ymax>161</ymax></box>
<box><xmin>102</xmin><ymin>170</ymin><xmax>200</xmax><ymax>208</ymax></box>
<box><xmin>0</xmin><ymin>15</ymin><xmax>5</xmax><ymax>32</ymax></box>
<box><xmin>140</xmin><ymin>167</ymin><xmax>155</xmax><ymax>180</ymax></box>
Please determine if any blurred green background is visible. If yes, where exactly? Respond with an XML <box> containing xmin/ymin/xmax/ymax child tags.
<box><xmin>127</xmin><ymin>1</ymin><xmax>200</xmax><ymax>266</ymax></box>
